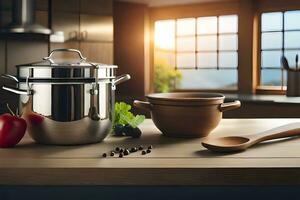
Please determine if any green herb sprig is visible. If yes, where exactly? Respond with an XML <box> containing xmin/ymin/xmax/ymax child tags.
<box><xmin>114</xmin><ymin>102</ymin><xmax>145</xmax><ymax>128</ymax></box>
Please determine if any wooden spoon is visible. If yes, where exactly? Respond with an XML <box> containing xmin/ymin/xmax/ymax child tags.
<box><xmin>202</xmin><ymin>122</ymin><xmax>300</xmax><ymax>153</ymax></box>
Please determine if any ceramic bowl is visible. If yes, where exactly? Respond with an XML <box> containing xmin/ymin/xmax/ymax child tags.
<box><xmin>134</xmin><ymin>93</ymin><xmax>241</xmax><ymax>138</ymax></box>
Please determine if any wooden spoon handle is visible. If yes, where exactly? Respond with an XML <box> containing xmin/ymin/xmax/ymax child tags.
<box><xmin>250</xmin><ymin>122</ymin><xmax>300</xmax><ymax>144</ymax></box>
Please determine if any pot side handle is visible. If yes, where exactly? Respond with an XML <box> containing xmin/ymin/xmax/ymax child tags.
<box><xmin>133</xmin><ymin>100</ymin><xmax>152</xmax><ymax>111</ymax></box>
<box><xmin>2</xmin><ymin>86</ymin><xmax>32</xmax><ymax>95</ymax></box>
<box><xmin>113</xmin><ymin>74</ymin><xmax>131</xmax><ymax>85</ymax></box>
<box><xmin>219</xmin><ymin>100</ymin><xmax>241</xmax><ymax>112</ymax></box>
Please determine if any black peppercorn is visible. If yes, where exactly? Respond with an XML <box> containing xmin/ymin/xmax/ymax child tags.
<box><xmin>115</xmin><ymin>147</ymin><xmax>120</xmax><ymax>152</ymax></box>
<box><xmin>110</xmin><ymin>152</ymin><xmax>115</xmax><ymax>156</ymax></box>
<box><xmin>142</xmin><ymin>150</ymin><xmax>147</xmax><ymax>155</ymax></box>
<box><xmin>102</xmin><ymin>153</ymin><xmax>107</xmax><ymax>157</ymax></box>
<box><xmin>124</xmin><ymin>149</ymin><xmax>130</xmax><ymax>155</ymax></box>
<box><xmin>146</xmin><ymin>149</ymin><xmax>151</xmax><ymax>154</ymax></box>
<box><xmin>119</xmin><ymin>153</ymin><xmax>124</xmax><ymax>158</ymax></box>
<box><xmin>148</xmin><ymin>145</ymin><xmax>153</xmax><ymax>149</ymax></box>
<box><xmin>130</xmin><ymin>147</ymin><xmax>137</xmax><ymax>152</ymax></box>
<box><xmin>119</xmin><ymin>148</ymin><xmax>124</xmax><ymax>153</ymax></box>
<box><xmin>139</xmin><ymin>145</ymin><xmax>144</xmax><ymax>150</ymax></box>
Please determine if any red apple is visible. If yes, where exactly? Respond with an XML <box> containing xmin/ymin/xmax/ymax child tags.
<box><xmin>0</xmin><ymin>113</ymin><xmax>27</xmax><ymax>148</ymax></box>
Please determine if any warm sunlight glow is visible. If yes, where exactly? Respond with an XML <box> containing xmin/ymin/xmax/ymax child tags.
<box><xmin>154</xmin><ymin>20</ymin><xmax>175</xmax><ymax>50</ymax></box>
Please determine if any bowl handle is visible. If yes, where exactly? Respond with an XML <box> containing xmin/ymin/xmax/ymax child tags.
<box><xmin>219</xmin><ymin>100</ymin><xmax>241</xmax><ymax>112</ymax></box>
<box><xmin>133</xmin><ymin>100</ymin><xmax>152</xmax><ymax>111</ymax></box>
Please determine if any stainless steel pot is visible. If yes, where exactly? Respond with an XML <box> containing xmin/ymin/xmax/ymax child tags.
<box><xmin>2</xmin><ymin>49</ymin><xmax>130</xmax><ymax>145</ymax></box>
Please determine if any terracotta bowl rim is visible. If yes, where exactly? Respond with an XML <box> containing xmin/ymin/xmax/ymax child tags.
<box><xmin>146</xmin><ymin>92</ymin><xmax>225</xmax><ymax>102</ymax></box>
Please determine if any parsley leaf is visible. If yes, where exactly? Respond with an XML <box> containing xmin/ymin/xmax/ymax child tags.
<box><xmin>114</xmin><ymin>102</ymin><xmax>145</xmax><ymax>129</ymax></box>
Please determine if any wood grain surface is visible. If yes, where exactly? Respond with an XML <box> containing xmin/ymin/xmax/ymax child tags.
<box><xmin>1</xmin><ymin>119</ymin><xmax>300</xmax><ymax>185</ymax></box>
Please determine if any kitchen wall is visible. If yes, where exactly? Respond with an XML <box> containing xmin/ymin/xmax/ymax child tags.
<box><xmin>113</xmin><ymin>1</ymin><xmax>150</xmax><ymax>104</ymax></box>
<box><xmin>1</xmin><ymin>0</ymin><xmax>300</xmax><ymax>118</ymax></box>
<box><xmin>0</xmin><ymin>0</ymin><xmax>113</xmax><ymax>114</ymax></box>
<box><xmin>0</xmin><ymin>0</ymin><xmax>50</xmax><ymax>113</ymax></box>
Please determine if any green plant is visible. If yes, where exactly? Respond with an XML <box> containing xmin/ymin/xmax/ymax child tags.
<box><xmin>114</xmin><ymin>102</ymin><xmax>145</xmax><ymax>128</ymax></box>
<box><xmin>154</xmin><ymin>59</ymin><xmax>182</xmax><ymax>93</ymax></box>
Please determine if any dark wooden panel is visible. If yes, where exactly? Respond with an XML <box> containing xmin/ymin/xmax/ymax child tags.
<box><xmin>80</xmin><ymin>15</ymin><xmax>113</xmax><ymax>42</ymax></box>
<box><xmin>36</xmin><ymin>0</ymin><xmax>49</xmax><ymax>11</ymax></box>
<box><xmin>80</xmin><ymin>42</ymin><xmax>113</xmax><ymax>64</ymax></box>
<box><xmin>36</xmin><ymin>10</ymin><xmax>49</xmax><ymax>28</ymax></box>
<box><xmin>0</xmin><ymin>0</ymin><xmax>11</xmax><ymax>28</ymax></box>
<box><xmin>6</xmin><ymin>40</ymin><xmax>48</xmax><ymax>74</ymax></box>
<box><xmin>114</xmin><ymin>2</ymin><xmax>148</xmax><ymax>97</ymax></box>
<box><xmin>0</xmin><ymin>40</ymin><xmax>5</xmax><ymax>74</ymax></box>
<box><xmin>52</xmin><ymin>0</ymin><xmax>79</xmax><ymax>13</ymax></box>
<box><xmin>80</xmin><ymin>0</ymin><xmax>112</xmax><ymax>15</ymax></box>
<box><xmin>0</xmin><ymin>40</ymin><xmax>18</xmax><ymax>114</ymax></box>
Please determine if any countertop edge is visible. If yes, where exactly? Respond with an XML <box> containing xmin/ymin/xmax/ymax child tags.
<box><xmin>1</xmin><ymin>167</ymin><xmax>300</xmax><ymax>186</ymax></box>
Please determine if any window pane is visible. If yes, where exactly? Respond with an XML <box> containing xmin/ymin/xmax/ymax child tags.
<box><xmin>177</xmin><ymin>37</ymin><xmax>195</xmax><ymax>52</ymax></box>
<box><xmin>219</xmin><ymin>52</ymin><xmax>238</xmax><ymax>68</ymax></box>
<box><xmin>197</xmin><ymin>16</ymin><xmax>217</xmax><ymax>34</ymax></box>
<box><xmin>155</xmin><ymin>20</ymin><xmax>175</xmax><ymax>50</ymax></box>
<box><xmin>197</xmin><ymin>53</ymin><xmax>217</xmax><ymax>68</ymax></box>
<box><xmin>219</xmin><ymin>15</ymin><xmax>238</xmax><ymax>33</ymax></box>
<box><xmin>261</xmin><ymin>69</ymin><xmax>286</xmax><ymax>86</ymax></box>
<box><xmin>177</xmin><ymin>69</ymin><xmax>237</xmax><ymax>89</ymax></box>
<box><xmin>177</xmin><ymin>53</ymin><xmax>195</xmax><ymax>68</ymax></box>
<box><xmin>284</xmin><ymin>50</ymin><xmax>300</xmax><ymax>68</ymax></box>
<box><xmin>261</xmin><ymin>32</ymin><xmax>282</xmax><ymax>49</ymax></box>
<box><xmin>261</xmin><ymin>50</ymin><xmax>282</xmax><ymax>68</ymax></box>
<box><xmin>197</xmin><ymin>35</ymin><xmax>217</xmax><ymax>51</ymax></box>
<box><xmin>284</xmin><ymin>10</ymin><xmax>300</xmax><ymax>30</ymax></box>
<box><xmin>219</xmin><ymin>34</ymin><xmax>238</xmax><ymax>51</ymax></box>
<box><xmin>284</xmin><ymin>31</ymin><xmax>300</xmax><ymax>48</ymax></box>
<box><xmin>177</xmin><ymin>18</ymin><xmax>195</xmax><ymax>36</ymax></box>
<box><xmin>155</xmin><ymin>51</ymin><xmax>175</xmax><ymax>68</ymax></box>
<box><xmin>261</xmin><ymin>12</ymin><xmax>283</xmax><ymax>31</ymax></box>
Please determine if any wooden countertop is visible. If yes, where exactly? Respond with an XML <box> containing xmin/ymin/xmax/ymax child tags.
<box><xmin>1</xmin><ymin>119</ymin><xmax>300</xmax><ymax>186</ymax></box>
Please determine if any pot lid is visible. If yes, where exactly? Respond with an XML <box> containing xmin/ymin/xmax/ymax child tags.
<box><xmin>15</xmin><ymin>49</ymin><xmax>117</xmax><ymax>82</ymax></box>
<box><xmin>16</xmin><ymin>49</ymin><xmax>117</xmax><ymax>69</ymax></box>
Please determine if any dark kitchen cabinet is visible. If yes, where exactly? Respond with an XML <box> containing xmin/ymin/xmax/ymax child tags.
<box><xmin>50</xmin><ymin>0</ymin><xmax>113</xmax><ymax>64</ymax></box>
<box><xmin>0</xmin><ymin>0</ymin><xmax>11</xmax><ymax>28</ymax></box>
<box><xmin>0</xmin><ymin>41</ymin><xmax>5</xmax><ymax>74</ymax></box>
<box><xmin>80</xmin><ymin>0</ymin><xmax>112</xmax><ymax>15</ymax></box>
<box><xmin>6</xmin><ymin>40</ymin><xmax>48</xmax><ymax>74</ymax></box>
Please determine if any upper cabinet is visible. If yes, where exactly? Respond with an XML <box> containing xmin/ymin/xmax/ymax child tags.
<box><xmin>51</xmin><ymin>0</ymin><xmax>80</xmax><ymax>42</ymax></box>
<box><xmin>0</xmin><ymin>0</ymin><xmax>11</xmax><ymax>28</ymax></box>
<box><xmin>80</xmin><ymin>0</ymin><xmax>112</xmax><ymax>15</ymax></box>
<box><xmin>80</xmin><ymin>15</ymin><xmax>113</xmax><ymax>42</ymax></box>
<box><xmin>50</xmin><ymin>0</ymin><xmax>113</xmax><ymax>63</ymax></box>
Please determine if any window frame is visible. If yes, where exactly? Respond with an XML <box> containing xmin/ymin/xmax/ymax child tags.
<box><xmin>149</xmin><ymin>0</ymin><xmax>300</xmax><ymax>95</ymax></box>
<box><xmin>154</xmin><ymin>16</ymin><xmax>239</xmax><ymax>90</ymax></box>
<box><xmin>255</xmin><ymin>0</ymin><xmax>300</xmax><ymax>94</ymax></box>
<box><xmin>149</xmin><ymin>1</ymin><xmax>240</xmax><ymax>93</ymax></box>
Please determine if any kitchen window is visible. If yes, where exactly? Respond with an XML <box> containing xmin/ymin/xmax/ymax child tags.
<box><xmin>154</xmin><ymin>15</ymin><xmax>238</xmax><ymax>90</ymax></box>
<box><xmin>259</xmin><ymin>10</ymin><xmax>300</xmax><ymax>88</ymax></box>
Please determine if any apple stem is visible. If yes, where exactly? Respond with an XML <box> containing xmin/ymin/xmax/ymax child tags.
<box><xmin>6</xmin><ymin>103</ymin><xmax>16</xmax><ymax>116</ymax></box>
